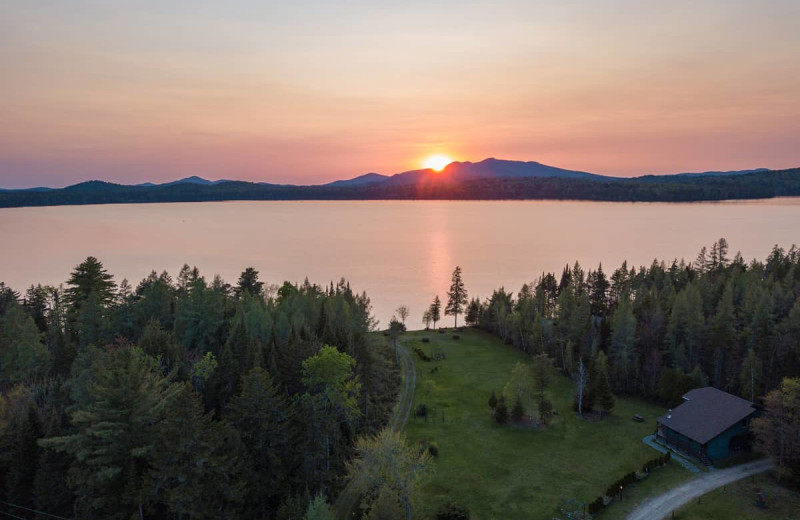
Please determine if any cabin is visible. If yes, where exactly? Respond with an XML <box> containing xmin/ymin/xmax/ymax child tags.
<box><xmin>656</xmin><ymin>387</ymin><xmax>757</xmax><ymax>463</ymax></box>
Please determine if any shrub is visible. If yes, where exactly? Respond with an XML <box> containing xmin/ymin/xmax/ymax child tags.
<box><xmin>495</xmin><ymin>397</ymin><xmax>508</xmax><ymax>424</ymax></box>
<box><xmin>421</xmin><ymin>337</ymin><xmax>430</xmax><ymax>343</ymax></box>
<box><xmin>428</xmin><ymin>441</ymin><xmax>439</xmax><ymax>458</ymax></box>
<box><xmin>438</xmin><ymin>329</ymin><xmax>445</xmax><ymax>334</ymax></box>
<box><xmin>415</xmin><ymin>404</ymin><xmax>429</xmax><ymax>418</ymax></box>
<box><xmin>452</xmin><ymin>334</ymin><xmax>460</xmax><ymax>340</ymax></box>
<box><xmin>488</xmin><ymin>391</ymin><xmax>498</xmax><ymax>411</ymax></box>
<box><xmin>511</xmin><ymin>398</ymin><xmax>525</xmax><ymax>422</ymax></box>
<box><xmin>436</xmin><ymin>501</ymin><xmax>469</xmax><ymax>520</ymax></box>
<box><xmin>413</xmin><ymin>347</ymin><xmax>432</xmax><ymax>362</ymax></box>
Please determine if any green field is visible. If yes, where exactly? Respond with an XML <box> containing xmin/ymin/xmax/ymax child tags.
<box><xmin>672</xmin><ymin>475</ymin><xmax>800</xmax><ymax>520</ymax></box>
<box><xmin>401</xmin><ymin>328</ymin><xmax>691</xmax><ymax>520</ymax></box>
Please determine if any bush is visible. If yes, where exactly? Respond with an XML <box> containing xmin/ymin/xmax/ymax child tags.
<box><xmin>436</xmin><ymin>501</ymin><xmax>469</xmax><ymax>520</ymax></box>
<box><xmin>452</xmin><ymin>334</ymin><xmax>460</xmax><ymax>340</ymax></box>
<box><xmin>413</xmin><ymin>347</ymin><xmax>432</xmax><ymax>362</ymax></box>
<box><xmin>511</xmin><ymin>398</ymin><xmax>525</xmax><ymax>422</ymax></box>
<box><xmin>495</xmin><ymin>397</ymin><xmax>508</xmax><ymax>424</ymax></box>
<box><xmin>428</xmin><ymin>441</ymin><xmax>439</xmax><ymax>458</ymax></box>
<box><xmin>421</xmin><ymin>337</ymin><xmax>430</xmax><ymax>343</ymax></box>
<box><xmin>415</xmin><ymin>404</ymin><xmax>429</xmax><ymax>418</ymax></box>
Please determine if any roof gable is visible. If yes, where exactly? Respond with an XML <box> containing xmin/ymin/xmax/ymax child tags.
<box><xmin>657</xmin><ymin>387</ymin><xmax>756</xmax><ymax>444</ymax></box>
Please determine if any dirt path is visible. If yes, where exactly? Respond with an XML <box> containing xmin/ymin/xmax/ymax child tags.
<box><xmin>625</xmin><ymin>459</ymin><xmax>774</xmax><ymax>520</ymax></box>
<box><xmin>334</xmin><ymin>341</ymin><xmax>416</xmax><ymax>519</ymax></box>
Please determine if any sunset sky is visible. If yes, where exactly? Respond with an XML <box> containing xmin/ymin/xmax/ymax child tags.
<box><xmin>2</xmin><ymin>0</ymin><xmax>799</xmax><ymax>188</ymax></box>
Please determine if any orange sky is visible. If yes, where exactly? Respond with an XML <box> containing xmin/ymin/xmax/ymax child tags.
<box><xmin>2</xmin><ymin>1</ymin><xmax>800</xmax><ymax>188</ymax></box>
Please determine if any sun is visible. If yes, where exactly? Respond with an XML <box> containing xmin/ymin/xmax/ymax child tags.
<box><xmin>423</xmin><ymin>154</ymin><xmax>454</xmax><ymax>172</ymax></box>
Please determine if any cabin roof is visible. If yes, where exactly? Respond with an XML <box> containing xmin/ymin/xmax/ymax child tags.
<box><xmin>657</xmin><ymin>387</ymin><xmax>756</xmax><ymax>444</ymax></box>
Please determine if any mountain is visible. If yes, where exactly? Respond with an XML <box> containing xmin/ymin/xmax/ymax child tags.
<box><xmin>381</xmin><ymin>158</ymin><xmax>608</xmax><ymax>186</ymax></box>
<box><xmin>158</xmin><ymin>176</ymin><xmax>232</xmax><ymax>187</ymax></box>
<box><xmin>325</xmin><ymin>172</ymin><xmax>389</xmax><ymax>187</ymax></box>
<box><xmin>2</xmin><ymin>159</ymin><xmax>799</xmax><ymax>208</ymax></box>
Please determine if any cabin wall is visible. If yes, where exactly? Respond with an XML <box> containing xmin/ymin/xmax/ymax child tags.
<box><xmin>706</xmin><ymin>418</ymin><xmax>752</xmax><ymax>461</ymax></box>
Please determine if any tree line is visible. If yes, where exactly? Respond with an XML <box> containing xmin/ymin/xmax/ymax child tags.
<box><xmin>468</xmin><ymin>239</ymin><xmax>800</xmax><ymax>482</ymax></box>
<box><xmin>466</xmin><ymin>239</ymin><xmax>800</xmax><ymax>408</ymax></box>
<box><xmin>0</xmin><ymin>259</ymin><xmax>400</xmax><ymax>519</ymax></box>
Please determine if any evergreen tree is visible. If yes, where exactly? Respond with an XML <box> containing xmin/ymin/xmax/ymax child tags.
<box><xmin>227</xmin><ymin>367</ymin><xmax>290</xmax><ymax>516</ymax></box>
<box><xmin>609</xmin><ymin>294</ymin><xmax>637</xmax><ymax>393</ymax></box>
<box><xmin>236</xmin><ymin>267</ymin><xmax>264</xmax><ymax>298</ymax></box>
<box><xmin>40</xmin><ymin>346</ymin><xmax>181</xmax><ymax>520</ymax></box>
<box><xmin>0</xmin><ymin>304</ymin><xmax>50</xmax><ymax>385</ymax></box>
<box><xmin>445</xmin><ymin>266</ymin><xmax>468</xmax><ymax>328</ymax></box>
<box><xmin>429</xmin><ymin>296</ymin><xmax>442</xmax><ymax>329</ymax></box>
<box><xmin>593</xmin><ymin>351</ymin><xmax>616</xmax><ymax>417</ymax></box>
<box><xmin>64</xmin><ymin>257</ymin><xmax>116</xmax><ymax>338</ymax></box>
<box><xmin>146</xmin><ymin>383</ymin><xmax>246</xmax><ymax>519</ymax></box>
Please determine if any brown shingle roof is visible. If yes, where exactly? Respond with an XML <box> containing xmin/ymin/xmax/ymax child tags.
<box><xmin>657</xmin><ymin>387</ymin><xmax>756</xmax><ymax>444</ymax></box>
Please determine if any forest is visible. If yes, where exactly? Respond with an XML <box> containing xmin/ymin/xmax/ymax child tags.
<box><xmin>458</xmin><ymin>239</ymin><xmax>800</xmax><ymax>440</ymax></box>
<box><xmin>0</xmin><ymin>261</ymin><xmax>399</xmax><ymax>519</ymax></box>
<box><xmin>466</xmin><ymin>239</ymin><xmax>800</xmax><ymax>407</ymax></box>
<box><xmin>3</xmin><ymin>240</ymin><xmax>800</xmax><ymax>519</ymax></box>
<box><xmin>1</xmin><ymin>167</ymin><xmax>799</xmax><ymax>208</ymax></box>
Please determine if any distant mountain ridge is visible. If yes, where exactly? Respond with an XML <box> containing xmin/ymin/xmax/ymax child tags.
<box><xmin>0</xmin><ymin>158</ymin><xmax>782</xmax><ymax>191</ymax></box>
<box><xmin>2</xmin><ymin>159</ymin><xmax>799</xmax><ymax>208</ymax></box>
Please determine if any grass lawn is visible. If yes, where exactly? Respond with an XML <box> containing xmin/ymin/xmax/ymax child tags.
<box><xmin>401</xmin><ymin>328</ymin><xmax>691</xmax><ymax>520</ymax></box>
<box><xmin>672</xmin><ymin>474</ymin><xmax>800</xmax><ymax>520</ymax></box>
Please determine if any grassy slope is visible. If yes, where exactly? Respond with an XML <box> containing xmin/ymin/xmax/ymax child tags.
<box><xmin>673</xmin><ymin>475</ymin><xmax>800</xmax><ymax>520</ymax></box>
<box><xmin>402</xmin><ymin>328</ymin><xmax>690</xmax><ymax>520</ymax></box>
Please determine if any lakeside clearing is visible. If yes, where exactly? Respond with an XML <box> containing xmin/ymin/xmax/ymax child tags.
<box><xmin>400</xmin><ymin>328</ymin><xmax>691</xmax><ymax>519</ymax></box>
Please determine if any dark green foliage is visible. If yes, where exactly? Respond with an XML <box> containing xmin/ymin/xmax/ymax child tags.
<box><xmin>236</xmin><ymin>267</ymin><xmax>264</xmax><ymax>298</ymax></box>
<box><xmin>465</xmin><ymin>298</ymin><xmax>482</xmax><ymax>327</ymax></box>
<box><xmin>428</xmin><ymin>441</ymin><xmax>439</xmax><ymax>458</ymax></box>
<box><xmin>511</xmin><ymin>397</ymin><xmax>525</xmax><ymax>422</ymax></box>
<box><xmin>146</xmin><ymin>384</ymin><xmax>246</xmax><ymax>518</ymax></box>
<box><xmin>494</xmin><ymin>396</ymin><xmax>508</xmax><ymax>424</ymax></box>
<box><xmin>415</xmin><ymin>403</ymin><xmax>429</xmax><ymax>418</ymax></box>
<box><xmin>488</xmin><ymin>391</ymin><xmax>497</xmax><ymax>410</ymax></box>
<box><xmin>445</xmin><ymin>266</ymin><xmax>468</xmax><ymax>328</ymax></box>
<box><xmin>452</xmin><ymin>334</ymin><xmax>460</xmax><ymax>340</ymax></box>
<box><xmin>429</xmin><ymin>295</ymin><xmax>442</xmax><ymax>329</ymax></box>
<box><xmin>474</xmin><ymin>241</ymin><xmax>800</xmax><ymax>413</ymax></box>
<box><xmin>422</xmin><ymin>337</ymin><xmax>430</xmax><ymax>343</ymax></box>
<box><xmin>414</xmin><ymin>346</ymin><xmax>432</xmax><ymax>361</ymax></box>
<box><xmin>0</xmin><ymin>260</ymin><xmax>395</xmax><ymax>519</ymax></box>
<box><xmin>588</xmin><ymin>496</ymin><xmax>605</xmax><ymax>515</ymax></box>
<box><xmin>227</xmin><ymin>367</ymin><xmax>290</xmax><ymax>515</ymax></box>
<box><xmin>436</xmin><ymin>501</ymin><xmax>470</xmax><ymax>520</ymax></box>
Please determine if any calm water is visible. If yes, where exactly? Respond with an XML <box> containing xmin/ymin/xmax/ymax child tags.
<box><xmin>2</xmin><ymin>199</ymin><xmax>799</xmax><ymax>328</ymax></box>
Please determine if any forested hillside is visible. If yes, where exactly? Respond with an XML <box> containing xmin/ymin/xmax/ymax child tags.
<box><xmin>467</xmin><ymin>239</ymin><xmax>800</xmax><ymax>407</ymax></box>
<box><xmin>0</xmin><ymin>260</ymin><xmax>398</xmax><ymax>519</ymax></box>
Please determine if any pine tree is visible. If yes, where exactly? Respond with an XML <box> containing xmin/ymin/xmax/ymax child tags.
<box><xmin>40</xmin><ymin>346</ymin><xmax>181</xmax><ymax>519</ymax></box>
<box><xmin>146</xmin><ymin>383</ymin><xmax>246</xmax><ymax>519</ymax></box>
<box><xmin>594</xmin><ymin>351</ymin><xmax>616</xmax><ymax>418</ymax></box>
<box><xmin>445</xmin><ymin>267</ymin><xmax>468</xmax><ymax>328</ymax></box>
<box><xmin>429</xmin><ymin>296</ymin><xmax>442</xmax><ymax>329</ymax></box>
<box><xmin>227</xmin><ymin>367</ymin><xmax>290</xmax><ymax>516</ymax></box>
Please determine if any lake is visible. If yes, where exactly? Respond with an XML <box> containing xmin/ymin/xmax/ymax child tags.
<box><xmin>1</xmin><ymin>198</ymin><xmax>799</xmax><ymax>328</ymax></box>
